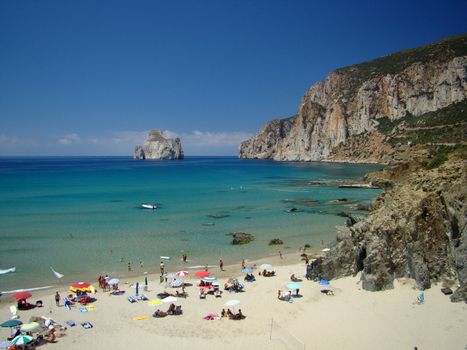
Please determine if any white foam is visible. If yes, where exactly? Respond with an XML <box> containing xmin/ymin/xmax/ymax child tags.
<box><xmin>1</xmin><ymin>285</ymin><xmax>55</xmax><ymax>294</ymax></box>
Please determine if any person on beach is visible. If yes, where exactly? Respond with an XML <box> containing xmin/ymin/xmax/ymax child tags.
<box><xmin>140</xmin><ymin>260</ymin><xmax>143</xmax><ymax>268</ymax></box>
<box><xmin>128</xmin><ymin>262</ymin><xmax>132</xmax><ymax>272</ymax></box>
<box><xmin>241</xmin><ymin>259</ymin><xmax>246</xmax><ymax>269</ymax></box>
<box><xmin>182</xmin><ymin>254</ymin><xmax>187</xmax><ymax>263</ymax></box>
<box><xmin>55</xmin><ymin>291</ymin><xmax>60</xmax><ymax>306</ymax></box>
<box><xmin>160</xmin><ymin>261</ymin><xmax>165</xmax><ymax>274</ymax></box>
<box><xmin>279</xmin><ymin>251</ymin><xmax>283</xmax><ymax>259</ymax></box>
<box><xmin>204</xmin><ymin>264</ymin><xmax>208</xmax><ymax>272</ymax></box>
<box><xmin>219</xmin><ymin>259</ymin><xmax>224</xmax><ymax>271</ymax></box>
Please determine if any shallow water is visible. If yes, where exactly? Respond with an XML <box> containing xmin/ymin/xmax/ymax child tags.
<box><xmin>0</xmin><ymin>156</ymin><xmax>381</xmax><ymax>290</ymax></box>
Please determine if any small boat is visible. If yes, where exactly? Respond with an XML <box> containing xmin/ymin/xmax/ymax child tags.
<box><xmin>141</xmin><ymin>204</ymin><xmax>157</xmax><ymax>210</ymax></box>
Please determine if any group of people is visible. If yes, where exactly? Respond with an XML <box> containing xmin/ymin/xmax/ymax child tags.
<box><xmin>259</xmin><ymin>269</ymin><xmax>275</xmax><ymax>277</ymax></box>
<box><xmin>220</xmin><ymin>308</ymin><xmax>245</xmax><ymax>320</ymax></box>
<box><xmin>153</xmin><ymin>303</ymin><xmax>182</xmax><ymax>317</ymax></box>
<box><xmin>244</xmin><ymin>273</ymin><xmax>256</xmax><ymax>281</ymax></box>
<box><xmin>97</xmin><ymin>275</ymin><xmax>110</xmax><ymax>291</ymax></box>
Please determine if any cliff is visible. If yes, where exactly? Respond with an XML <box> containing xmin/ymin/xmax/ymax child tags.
<box><xmin>134</xmin><ymin>129</ymin><xmax>184</xmax><ymax>160</ymax></box>
<box><xmin>306</xmin><ymin>152</ymin><xmax>467</xmax><ymax>301</ymax></box>
<box><xmin>239</xmin><ymin>34</ymin><xmax>467</xmax><ymax>163</ymax></box>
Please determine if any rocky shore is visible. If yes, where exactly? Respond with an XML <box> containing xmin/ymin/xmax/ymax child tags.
<box><xmin>307</xmin><ymin>155</ymin><xmax>466</xmax><ymax>302</ymax></box>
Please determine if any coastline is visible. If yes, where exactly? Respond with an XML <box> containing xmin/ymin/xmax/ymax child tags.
<box><xmin>1</xmin><ymin>250</ymin><xmax>465</xmax><ymax>350</ymax></box>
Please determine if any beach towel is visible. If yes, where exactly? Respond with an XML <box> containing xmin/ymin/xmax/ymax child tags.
<box><xmin>128</xmin><ymin>296</ymin><xmax>137</xmax><ymax>303</ymax></box>
<box><xmin>132</xmin><ymin>316</ymin><xmax>149</xmax><ymax>321</ymax></box>
<box><xmin>203</xmin><ymin>313</ymin><xmax>218</xmax><ymax>320</ymax></box>
<box><xmin>66</xmin><ymin>320</ymin><xmax>77</xmax><ymax>327</ymax></box>
<box><xmin>86</xmin><ymin>305</ymin><xmax>96</xmax><ymax>311</ymax></box>
<box><xmin>79</xmin><ymin>307</ymin><xmax>88</xmax><ymax>313</ymax></box>
<box><xmin>81</xmin><ymin>322</ymin><xmax>93</xmax><ymax>329</ymax></box>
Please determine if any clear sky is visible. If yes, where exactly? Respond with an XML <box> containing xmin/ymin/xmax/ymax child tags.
<box><xmin>1</xmin><ymin>0</ymin><xmax>466</xmax><ymax>156</ymax></box>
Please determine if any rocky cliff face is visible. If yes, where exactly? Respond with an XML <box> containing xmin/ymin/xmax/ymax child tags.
<box><xmin>134</xmin><ymin>129</ymin><xmax>184</xmax><ymax>160</ymax></box>
<box><xmin>306</xmin><ymin>156</ymin><xmax>467</xmax><ymax>301</ymax></box>
<box><xmin>239</xmin><ymin>35</ymin><xmax>467</xmax><ymax>163</ymax></box>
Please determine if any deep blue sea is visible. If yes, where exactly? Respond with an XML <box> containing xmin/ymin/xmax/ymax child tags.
<box><xmin>0</xmin><ymin>156</ymin><xmax>381</xmax><ymax>291</ymax></box>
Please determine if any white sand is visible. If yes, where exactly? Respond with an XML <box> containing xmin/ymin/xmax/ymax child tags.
<box><xmin>1</xmin><ymin>255</ymin><xmax>466</xmax><ymax>350</ymax></box>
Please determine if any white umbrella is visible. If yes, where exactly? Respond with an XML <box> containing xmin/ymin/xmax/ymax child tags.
<box><xmin>161</xmin><ymin>296</ymin><xmax>177</xmax><ymax>303</ymax></box>
<box><xmin>225</xmin><ymin>299</ymin><xmax>240</xmax><ymax>307</ymax></box>
<box><xmin>108</xmin><ymin>278</ymin><xmax>119</xmax><ymax>286</ymax></box>
<box><xmin>260</xmin><ymin>263</ymin><xmax>272</xmax><ymax>270</ymax></box>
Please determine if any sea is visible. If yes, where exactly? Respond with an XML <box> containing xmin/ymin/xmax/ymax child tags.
<box><xmin>0</xmin><ymin>156</ymin><xmax>382</xmax><ymax>292</ymax></box>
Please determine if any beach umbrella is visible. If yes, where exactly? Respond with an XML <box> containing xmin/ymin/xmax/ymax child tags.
<box><xmin>0</xmin><ymin>341</ymin><xmax>13</xmax><ymax>349</ymax></box>
<box><xmin>11</xmin><ymin>335</ymin><xmax>33</xmax><ymax>346</ymax></box>
<box><xmin>165</xmin><ymin>273</ymin><xmax>177</xmax><ymax>279</ymax></box>
<box><xmin>108</xmin><ymin>278</ymin><xmax>119</xmax><ymax>286</ymax></box>
<box><xmin>71</xmin><ymin>282</ymin><xmax>90</xmax><ymax>289</ymax></box>
<box><xmin>225</xmin><ymin>299</ymin><xmax>240</xmax><ymax>307</ymax></box>
<box><xmin>161</xmin><ymin>296</ymin><xmax>177</xmax><ymax>303</ymax></box>
<box><xmin>170</xmin><ymin>280</ymin><xmax>183</xmax><ymax>288</ymax></box>
<box><xmin>260</xmin><ymin>264</ymin><xmax>272</xmax><ymax>271</ymax></box>
<box><xmin>287</xmin><ymin>283</ymin><xmax>301</xmax><ymax>290</ymax></box>
<box><xmin>194</xmin><ymin>271</ymin><xmax>210</xmax><ymax>278</ymax></box>
<box><xmin>319</xmin><ymin>279</ymin><xmax>330</xmax><ymax>286</ymax></box>
<box><xmin>202</xmin><ymin>276</ymin><xmax>217</xmax><ymax>282</ymax></box>
<box><xmin>20</xmin><ymin>322</ymin><xmax>41</xmax><ymax>333</ymax></box>
<box><xmin>176</xmin><ymin>271</ymin><xmax>188</xmax><ymax>278</ymax></box>
<box><xmin>11</xmin><ymin>292</ymin><xmax>32</xmax><ymax>300</ymax></box>
<box><xmin>148</xmin><ymin>300</ymin><xmax>162</xmax><ymax>306</ymax></box>
<box><xmin>0</xmin><ymin>320</ymin><xmax>22</xmax><ymax>328</ymax></box>
<box><xmin>241</xmin><ymin>267</ymin><xmax>252</xmax><ymax>274</ymax></box>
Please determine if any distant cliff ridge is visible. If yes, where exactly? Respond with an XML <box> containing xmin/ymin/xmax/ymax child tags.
<box><xmin>134</xmin><ymin>129</ymin><xmax>184</xmax><ymax>160</ymax></box>
<box><xmin>239</xmin><ymin>34</ymin><xmax>467</xmax><ymax>163</ymax></box>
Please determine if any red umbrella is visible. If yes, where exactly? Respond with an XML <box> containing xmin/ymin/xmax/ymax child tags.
<box><xmin>194</xmin><ymin>271</ymin><xmax>210</xmax><ymax>278</ymax></box>
<box><xmin>71</xmin><ymin>282</ymin><xmax>91</xmax><ymax>289</ymax></box>
<box><xmin>11</xmin><ymin>292</ymin><xmax>32</xmax><ymax>300</ymax></box>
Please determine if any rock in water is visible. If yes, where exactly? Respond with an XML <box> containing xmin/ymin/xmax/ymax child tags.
<box><xmin>134</xmin><ymin>129</ymin><xmax>184</xmax><ymax>160</ymax></box>
<box><xmin>231</xmin><ymin>232</ymin><xmax>254</xmax><ymax>245</ymax></box>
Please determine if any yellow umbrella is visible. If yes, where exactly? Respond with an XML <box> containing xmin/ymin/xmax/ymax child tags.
<box><xmin>148</xmin><ymin>300</ymin><xmax>161</xmax><ymax>306</ymax></box>
<box><xmin>20</xmin><ymin>322</ymin><xmax>41</xmax><ymax>332</ymax></box>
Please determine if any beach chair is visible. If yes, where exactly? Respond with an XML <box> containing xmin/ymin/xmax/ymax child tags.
<box><xmin>9</xmin><ymin>305</ymin><xmax>19</xmax><ymax>319</ymax></box>
<box><xmin>128</xmin><ymin>296</ymin><xmax>137</xmax><ymax>303</ymax></box>
<box><xmin>138</xmin><ymin>294</ymin><xmax>149</xmax><ymax>301</ymax></box>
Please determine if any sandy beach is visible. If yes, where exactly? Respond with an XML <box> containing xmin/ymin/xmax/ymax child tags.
<box><xmin>1</xmin><ymin>252</ymin><xmax>466</xmax><ymax>350</ymax></box>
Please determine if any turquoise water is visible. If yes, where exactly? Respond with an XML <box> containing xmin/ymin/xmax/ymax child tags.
<box><xmin>0</xmin><ymin>157</ymin><xmax>381</xmax><ymax>291</ymax></box>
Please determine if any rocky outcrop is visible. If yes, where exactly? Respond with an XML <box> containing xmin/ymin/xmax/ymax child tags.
<box><xmin>306</xmin><ymin>156</ymin><xmax>467</xmax><ymax>301</ymax></box>
<box><xmin>239</xmin><ymin>35</ymin><xmax>467</xmax><ymax>163</ymax></box>
<box><xmin>134</xmin><ymin>129</ymin><xmax>183</xmax><ymax>160</ymax></box>
<box><xmin>231</xmin><ymin>232</ymin><xmax>254</xmax><ymax>245</ymax></box>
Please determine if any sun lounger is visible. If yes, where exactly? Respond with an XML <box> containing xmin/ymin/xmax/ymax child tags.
<box><xmin>138</xmin><ymin>294</ymin><xmax>149</xmax><ymax>301</ymax></box>
<box><xmin>128</xmin><ymin>296</ymin><xmax>137</xmax><ymax>303</ymax></box>
<box><xmin>66</xmin><ymin>320</ymin><xmax>77</xmax><ymax>327</ymax></box>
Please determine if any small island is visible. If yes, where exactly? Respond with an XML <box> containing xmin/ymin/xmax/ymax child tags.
<box><xmin>134</xmin><ymin>129</ymin><xmax>184</xmax><ymax>160</ymax></box>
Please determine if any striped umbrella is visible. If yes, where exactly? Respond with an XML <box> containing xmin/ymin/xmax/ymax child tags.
<box><xmin>20</xmin><ymin>322</ymin><xmax>41</xmax><ymax>333</ymax></box>
<box><xmin>107</xmin><ymin>278</ymin><xmax>119</xmax><ymax>286</ymax></box>
<box><xmin>11</xmin><ymin>335</ymin><xmax>33</xmax><ymax>346</ymax></box>
<box><xmin>176</xmin><ymin>271</ymin><xmax>188</xmax><ymax>278</ymax></box>
<box><xmin>202</xmin><ymin>276</ymin><xmax>217</xmax><ymax>283</ymax></box>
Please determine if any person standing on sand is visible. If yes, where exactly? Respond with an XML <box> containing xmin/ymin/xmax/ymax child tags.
<box><xmin>241</xmin><ymin>259</ymin><xmax>246</xmax><ymax>269</ymax></box>
<box><xmin>219</xmin><ymin>259</ymin><xmax>224</xmax><ymax>271</ymax></box>
<box><xmin>55</xmin><ymin>291</ymin><xmax>60</xmax><ymax>306</ymax></box>
<box><xmin>204</xmin><ymin>264</ymin><xmax>208</xmax><ymax>272</ymax></box>
<box><xmin>279</xmin><ymin>251</ymin><xmax>283</xmax><ymax>259</ymax></box>
<box><xmin>160</xmin><ymin>261</ymin><xmax>165</xmax><ymax>275</ymax></box>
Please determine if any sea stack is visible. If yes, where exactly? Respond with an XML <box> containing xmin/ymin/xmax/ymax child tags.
<box><xmin>134</xmin><ymin>129</ymin><xmax>184</xmax><ymax>160</ymax></box>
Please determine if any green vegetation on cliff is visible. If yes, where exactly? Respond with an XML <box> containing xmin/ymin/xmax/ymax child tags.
<box><xmin>336</xmin><ymin>34</ymin><xmax>467</xmax><ymax>97</ymax></box>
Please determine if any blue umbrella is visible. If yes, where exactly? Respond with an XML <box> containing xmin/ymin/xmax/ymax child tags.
<box><xmin>0</xmin><ymin>319</ymin><xmax>22</xmax><ymax>328</ymax></box>
<box><xmin>319</xmin><ymin>279</ymin><xmax>330</xmax><ymax>286</ymax></box>
<box><xmin>241</xmin><ymin>268</ymin><xmax>252</xmax><ymax>274</ymax></box>
<box><xmin>287</xmin><ymin>283</ymin><xmax>301</xmax><ymax>290</ymax></box>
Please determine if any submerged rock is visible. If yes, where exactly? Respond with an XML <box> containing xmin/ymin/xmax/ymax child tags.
<box><xmin>269</xmin><ymin>238</ymin><xmax>284</xmax><ymax>246</ymax></box>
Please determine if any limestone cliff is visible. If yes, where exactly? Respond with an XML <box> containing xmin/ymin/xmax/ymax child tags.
<box><xmin>306</xmin><ymin>154</ymin><xmax>467</xmax><ymax>301</ymax></box>
<box><xmin>134</xmin><ymin>129</ymin><xmax>184</xmax><ymax>160</ymax></box>
<box><xmin>239</xmin><ymin>34</ymin><xmax>467</xmax><ymax>163</ymax></box>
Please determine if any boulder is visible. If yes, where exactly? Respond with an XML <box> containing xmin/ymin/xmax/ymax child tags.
<box><xmin>134</xmin><ymin>129</ymin><xmax>183</xmax><ymax>160</ymax></box>
<box><xmin>231</xmin><ymin>232</ymin><xmax>254</xmax><ymax>245</ymax></box>
<box><xmin>269</xmin><ymin>238</ymin><xmax>284</xmax><ymax>246</ymax></box>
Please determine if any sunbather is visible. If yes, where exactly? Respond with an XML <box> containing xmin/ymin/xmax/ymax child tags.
<box><xmin>153</xmin><ymin>309</ymin><xmax>168</xmax><ymax>318</ymax></box>
<box><xmin>167</xmin><ymin>303</ymin><xmax>176</xmax><ymax>314</ymax></box>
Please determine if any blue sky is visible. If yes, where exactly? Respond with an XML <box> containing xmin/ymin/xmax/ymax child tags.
<box><xmin>1</xmin><ymin>0</ymin><xmax>466</xmax><ymax>156</ymax></box>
